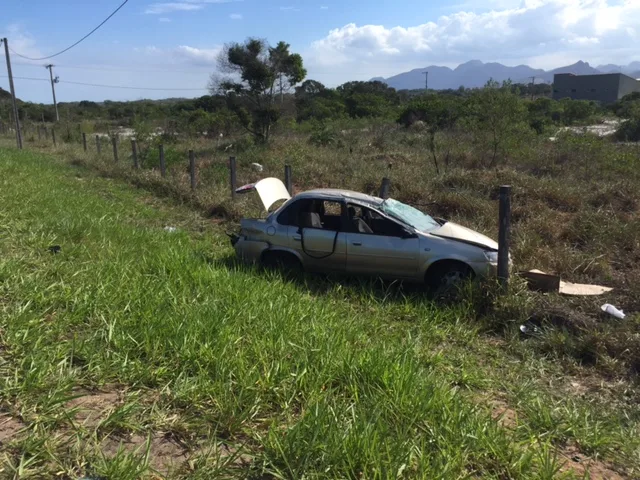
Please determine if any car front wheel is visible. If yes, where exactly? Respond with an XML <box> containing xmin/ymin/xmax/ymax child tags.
<box><xmin>426</xmin><ymin>261</ymin><xmax>474</xmax><ymax>296</ymax></box>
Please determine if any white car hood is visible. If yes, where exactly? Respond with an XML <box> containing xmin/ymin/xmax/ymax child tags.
<box><xmin>236</xmin><ymin>177</ymin><xmax>291</xmax><ymax>211</ymax></box>
<box><xmin>431</xmin><ymin>222</ymin><xmax>498</xmax><ymax>250</ymax></box>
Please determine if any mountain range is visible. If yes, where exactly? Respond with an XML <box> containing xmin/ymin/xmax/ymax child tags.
<box><xmin>372</xmin><ymin>61</ymin><xmax>640</xmax><ymax>91</ymax></box>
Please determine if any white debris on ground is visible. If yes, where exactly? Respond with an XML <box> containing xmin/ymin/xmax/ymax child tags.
<box><xmin>549</xmin><ymin>119</ymin><xmax>622</xmax><ymax>141</ymax></box>
<box><xmin>251</xmin><ymin>163</ymin><xmax>264</xmax><ymax>172</ymax></box>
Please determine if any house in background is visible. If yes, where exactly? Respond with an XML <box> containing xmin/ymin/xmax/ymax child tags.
<box><xmin>552</xmin><ymin>73</ymin><xmax>640</xmax><ymax>104</ymax></box>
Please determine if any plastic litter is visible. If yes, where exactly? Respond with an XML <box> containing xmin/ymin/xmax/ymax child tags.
<box><xmin>601</xmin><ymin>304</ymin><xmax>625</xmax><ymax>319</ymax></box>
<box><xmin>519</xmin><ymin>323</ymin><xmax>540</xmax><ymax>336</ymax></box>
<box><xmin>251</xmin><ymin>163</ymin><xmax>264</xmax><ymax>172</ymax></box>
<box><xmin>48</xmin><ymin>245</ymin><xmax>61</xmax><ymax>254</ymax></box>
<box><xmin>163</xmin><ymin>226</ymin><xmax>177</xmax><ymax>233</ymax></box>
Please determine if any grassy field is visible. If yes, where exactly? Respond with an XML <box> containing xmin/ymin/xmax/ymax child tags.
<box><xmin>1</xmin><ymin>145</ymin><xmax>639</xmax><ymax>478</ymax></box>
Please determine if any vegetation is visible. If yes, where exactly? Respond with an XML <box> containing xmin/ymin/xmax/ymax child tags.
<box><xmin>1</xmin><ymin>147</ymin><xmax>639</xmax><ymax>479</ymax></box>
<box><xmin>212</xmin><ymin>38</ymin><xmax>306</xmax><ymax>143</ymax></box>
<box><xmin>2</xmin><ymin>57</ymin><xmax>640</xmax><ymax>477</ymax></box>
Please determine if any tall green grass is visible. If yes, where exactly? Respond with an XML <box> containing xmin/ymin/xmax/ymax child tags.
<box><xmin>1</xmin><ymin>148</ymin><xmax>638</xmax><ymax>478</ymax></box>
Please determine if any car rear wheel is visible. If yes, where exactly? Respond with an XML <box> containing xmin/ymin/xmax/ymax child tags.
<box><xmin>261</xmin><ymin>251</ymin><xmax>302</xmax><ymax>274</ymax></box>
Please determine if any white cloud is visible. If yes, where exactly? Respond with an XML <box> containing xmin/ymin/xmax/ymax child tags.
<box><xmin>139</xmin><ymin>44</ymin><xmax>222</xmax><ymax>67</ymax></box>
<box><xmin>308</xmin><ymin>0</ymin><xmax>640</xmax><ymax>79</ymax></box>
<box><xmin>280</xmin><ymin>6</ymin><xmax>300</xmax><ymax>11</ymax></box>
<box><xmin>144</xmin><ymin>0</ymin><xmax>241</xmax><ymax>15</ymax></box>
<box><xmin>229</xmin><ymin>13</ymin><xmax>243</xmax><ymax>19</ymax></box>
<box><xmin>174</xmin><ymin>45</ymin><xmax>222</xmax><ymax>65</ymax></box>
<box><xmin>159</xmin><ymin>17</ymin><xmax>172</xmax><ymax>22</ymax></box>
<box><xmin>0</xmin><ymin>24</ymin><xmax>44</xmax><ymax>63</ymax></box>
<box><xmin>320</xmin><ymin>5</ymin><xmax>328</xmax><ymax>9</ymax></box>
<box><xmin>145</xmin><ymin>3</ymin><xmax>204</xmax><ymax>14</ymax></box>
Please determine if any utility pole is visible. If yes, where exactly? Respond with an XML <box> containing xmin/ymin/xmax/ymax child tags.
<box><xmin>45</xmin><ymin>64</ymin><xmax>60</xmax><ymax>122</ymax></box>
<box><xmin>423</xmin><ymin>71</ymin><xmax>429</xmax><ymax>91</ymax></box>
<box><xmin>530</xmin><ymin>76</ymin><xmax>536</xmax><ymax>101</ymax></box>
<box><xmin>1</xmin><ymin>38</ymin><xmax>23</xmax><ymax>149</ymax></box>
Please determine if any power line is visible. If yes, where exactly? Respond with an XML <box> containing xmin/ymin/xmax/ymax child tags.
<box><xmin>7</xmin><ymin>0</ymin><xmax>129</xmax><ymax>61</ymax></box>
<box><xmin>0</xmin><ymin>74</ymin><xmax>49</xmax><ymax>82</ymax></box>
<box><xmin>60</xmin><ymin>80</ymin><xmax>208</xmax><ymax>91</ymax></box>
<box><xmin>14</xmin><ymin>62</ymin><xmax>213</xmax><ymax>76</ymax></box>
<box><xmin>0</xmin><ymin>75</ymin><xmax>208</xmax><ymax>91</ymax></box>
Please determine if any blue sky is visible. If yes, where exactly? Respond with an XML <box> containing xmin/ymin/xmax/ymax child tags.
<box><xmin>2</xmin><ymin>0</ymin><xmax>639</xmax><ymax>103</ymax></box>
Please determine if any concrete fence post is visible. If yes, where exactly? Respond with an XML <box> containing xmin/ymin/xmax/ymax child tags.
<box><xmin>498</xmin><ymin>185</ymin><xmax>512</xmax><ymax>289</ymax></box>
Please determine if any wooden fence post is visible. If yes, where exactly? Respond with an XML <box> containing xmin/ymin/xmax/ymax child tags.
<box><xmin>379</xmin><ymin>177</ymin><xmax>391</xmax><ymax>199</ymax></box>
<box><xmin>284</xmin><ymin>164</ymin><xmax>292</xmax><ymax>195</ymax></box>
<box><xmin>112</xmin><ymin>136</ymin><xmax>118</xmax><ymax>162</ymax></box>
<box><xmin>96</xmin><ymin>135</ymin><xmax>101</xmax><ymax>154</ymax></box>
<box><xmin>44</xmin><ymin>126</ymin><xmax>49</xmax><ymax>140</ymax></box>
<box><xmin>189</xmin><ymin>150</ymin><xmax>196</xmax><ymax>190</ymax></box>
<box><xmin>498</xmin><ymin>185</ymin><xmax>511</xmax><ymax>289</ymax></box>
<box><xmin>131</xmin><ymin>139</ymin><xmax>139</xmax><ymax>169</ymax></box>
<box><xmin>159</xmin><ymin>144</ymin><xmax>166</xmax><ymax>178</ymax></box>
<box><xmin>229</xmin><ymin>156</ymin><xmax>237</xmax><ymax>200</ymax></box>
<box><xmin>82</xmin><ymin>132</ymin><xmax>87</xmax><ymax>151</ymax></box>
<box><xmin>51</xmin><ymin>128</ymin><xmax>56</xmax><ymax>147</ymax></box>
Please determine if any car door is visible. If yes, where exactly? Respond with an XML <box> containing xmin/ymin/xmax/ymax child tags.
<box><xmin>345</xmin><ymin>205</ymin><xmax>419</xmax><ymax>279</ymax></box>
<box><xmin>278</xmin><ymin>198</ymin><xmax>347</xmax><ymax>273</ymax></box>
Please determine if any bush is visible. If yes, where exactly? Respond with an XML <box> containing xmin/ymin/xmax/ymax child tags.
<box><xmin>615</xmin><ymin>116</ymin><xmax>640</xmax><ymax>142</ymax></box>
<box><xmin>309</xmin><ymin>125</ymin><xmax>337</xmax><ymax>147</ymax></box>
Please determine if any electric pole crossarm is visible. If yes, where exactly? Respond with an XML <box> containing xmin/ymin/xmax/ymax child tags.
<box><xmin>1</xmin><ymin>38</ymin><xmax>23</xmax><ymax>149</ymax></box>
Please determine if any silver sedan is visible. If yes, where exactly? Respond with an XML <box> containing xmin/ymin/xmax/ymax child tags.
<box><xmin>230</xmin><ymin>178</ymin><xmax>500</xmax><ymax>289</ymax></box>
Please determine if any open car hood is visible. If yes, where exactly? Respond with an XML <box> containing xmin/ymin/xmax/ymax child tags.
<box><xmin>431</xmin><ymin>222</ymin><xmax>498</xmax><ymax>251</ymax></box>
<box><xmin>236</xmin><ymin>177</ymin><xmax>291</xmax><ymax>211</ymax></box>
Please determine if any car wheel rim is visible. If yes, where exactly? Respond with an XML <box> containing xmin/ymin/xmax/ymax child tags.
<box><xmin>441</xmin><ymin>271</ymin><xmax>464</xmax><ymax>288</ymax></box>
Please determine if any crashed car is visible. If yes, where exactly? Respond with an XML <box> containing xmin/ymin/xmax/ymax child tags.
<box><xmin>230</xmin><ymin>178</ymin><xmax>501</xmax><ymax>289</ymax></box>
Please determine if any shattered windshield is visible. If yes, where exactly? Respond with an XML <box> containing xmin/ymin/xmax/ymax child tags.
<box><xmin>381</xmin><ymin>198</ymin><xmax>440</xmax><ymax>233</ymax></box>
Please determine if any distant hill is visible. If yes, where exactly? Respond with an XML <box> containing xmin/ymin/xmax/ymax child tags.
<box><xmin>0</xmin><ymin>87</ymin><xmax>14</xmax><ymax>101</ymax></box>
<box><xmin>375</xmin><ymin>60</ymin><xmax>640</xmax><ymax>91</ymax></box>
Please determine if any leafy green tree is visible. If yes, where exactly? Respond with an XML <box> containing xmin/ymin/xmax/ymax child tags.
<box><xmin>398</xmin><ymin>94</ymin><xmax>463</xmax><ymax>173</ymax></box>
<box><xmin>612</xmin><ymin>92</ymin><xmax>640</xmax><ymax>118</ymax></box>
<box><xmin>527</xmin><ymin>97</ymin><xmax>563</xmax><ymax>134</ymax></box>
<box><xmin>294</xmin><ymin>80</ymin><xmax>346</xmax><ymax>122</ymax></box>
<box><xmin>212</xmin><ymin>38</ymin><xmax>306</xmax><ymax>143</ymax></box>
<box><xmin>337</xmin><ymin>81</ymin><xmax>399</xmax><ymax>118</ymax></box>
<box><xmin>559</xmin><ymin>98</ymin><xmax>597</xmax><ymax>125</ymax></box>
<box><xmin>463</xmin><ymin>80</ymin><xmax>531</xmax><ymax>167</ymax></box>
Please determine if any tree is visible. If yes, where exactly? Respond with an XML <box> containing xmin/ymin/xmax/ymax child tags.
<box><xmin>337</xmin><ymin>81</ymin><xmax>399</xmax><ymax>118</ymax></box>
<box><xmin>463</xmin><ymin>80</ymin><xmax>531</xmax><ymax>168</ymax></box>
<box><xmin>294</xmin><ymin>80</ymin><xmax>345</xmax><ymax>122</ymax></box>
<box><xmin>212</xmin><ymin>38</ymin><xmax>306</xmax><ymax>143</ymax></box>
<box><xmin>398</xmin><ymin>94</ymin><xmax>463</xmax><ymax>173</ymax></box>
<box><xmin>559</xmin><ymin>98</ymin><xmax>597</xmax><ymax>125</ymax></box>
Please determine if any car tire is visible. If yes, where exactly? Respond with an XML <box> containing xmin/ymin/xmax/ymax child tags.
<box><xmin>261</xmin><ymin>251</ymin><xmax>302</xmax><ymax>274</ymax></box>
<box><xmin>426</xmin><ymin>261</ymin><xmax>474</xmax><ymax>297</ymax></box>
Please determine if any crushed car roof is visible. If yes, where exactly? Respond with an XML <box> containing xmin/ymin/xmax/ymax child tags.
<box><xmin>295</xmin><ymin>188</ymin><xmax>384</xmax><ymax>205</ymax></box>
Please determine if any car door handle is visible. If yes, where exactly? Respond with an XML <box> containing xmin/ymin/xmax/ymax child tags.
<box><xmin>352</xmin><ymin>242</ymin><xmax>362</xmax><ymax>246</ymax></box>
<box><xmin>293</xmin><ymin>235</ymin><xmax>301</xmax><ymax>241</ymax></box>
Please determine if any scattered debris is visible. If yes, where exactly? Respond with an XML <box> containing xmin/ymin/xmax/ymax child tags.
<box><xmin>519</xmin><ymin>269</ymin><xmax>613</xmax><ymax>296</ymax></box>
<box><xmin>601</xmin><ymin>303</ymin><xmax>626</xmax><ymax>320</ymax></box>
<box><xmin>519</xmin><ymin>322</ymin><xmax>541</xmax><ymax>336</ymax></box>
<box><xmin>164</xmin><ymin>226</ymin><xmax>177</xmax><ymax>233</ymax></box>
<box><xmin>48</xmin><ymin>245</ymin><xmax>62</xmax><ymax>254</ymax></box>
<box><xmin>251</xmin><ymin>162</ymin><xmax>264</xmax><ymax>172</ymax></box>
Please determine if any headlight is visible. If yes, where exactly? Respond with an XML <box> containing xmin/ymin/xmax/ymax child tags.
<box><xmin>484</xmin><ymin>251</ymin><xmax>498</xmax><ymax>263</ymax></box>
